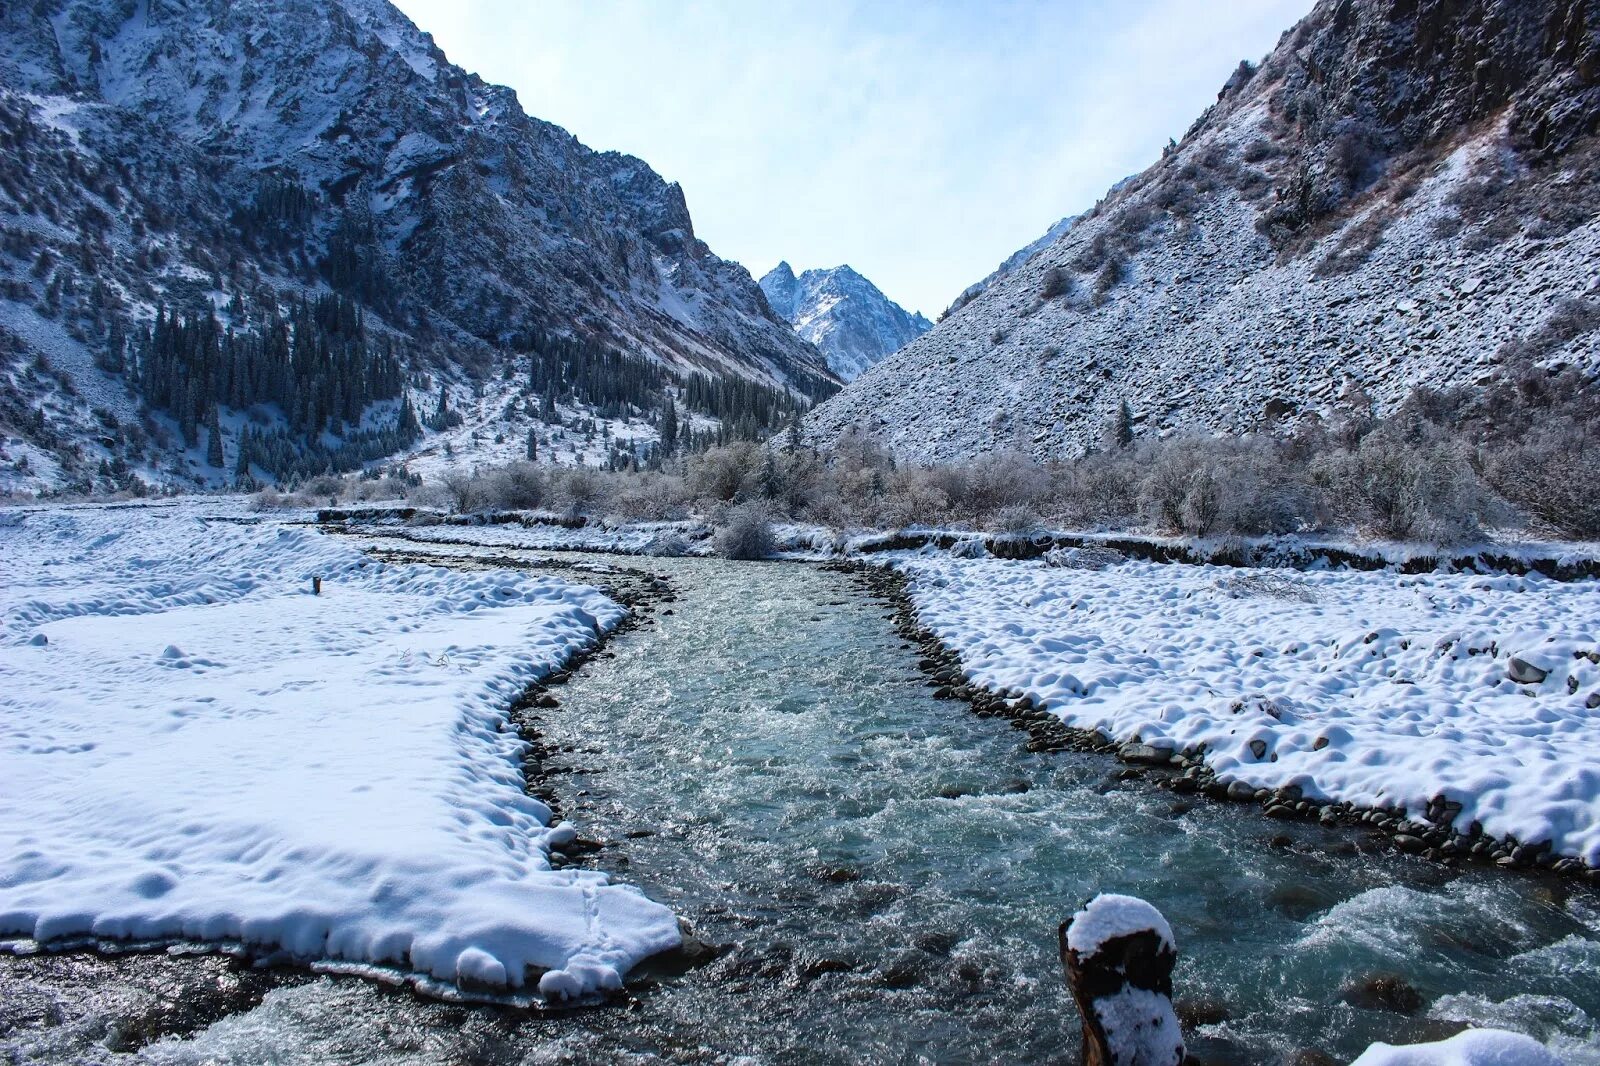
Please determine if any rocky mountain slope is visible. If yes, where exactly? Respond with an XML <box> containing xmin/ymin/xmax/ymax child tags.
<box><xmin>807</xmin><ymin>0</ymin><xmax>1600</xmax><ymax>462</ymax></box>
<box><xmin>759</xmin><ymin>262</ymin><xmax>932</xmax><ymax>381</ymax></box>
<box><xmin>0</xmin><ymin>0</ymin><xmax>835</xmax><ymax>493</ymax></box>
<box><xmin>941</xmin><ymin>214</ymin><xmax>1081</xmax><ymax>321</ymax></box>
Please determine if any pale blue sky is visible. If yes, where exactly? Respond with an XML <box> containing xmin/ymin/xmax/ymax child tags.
<box><xmin>390</xmin><ymin>0</ymin><xmax>1312</xmax><ymax>317</ymax></box>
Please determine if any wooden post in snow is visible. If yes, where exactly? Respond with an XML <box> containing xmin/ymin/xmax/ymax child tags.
<box><xmin>1059</xmin><ymin>894</ymin><xmax>1186</xmax><ymax>1066</ymax></box>
<box><xmin>312</xmin><ymin>576</ymin><xmax>322</xmax><ymax>595</ymax></box>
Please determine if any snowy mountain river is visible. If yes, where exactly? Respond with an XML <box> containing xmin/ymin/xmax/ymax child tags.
<box><xmin>7</xmin><ymin>543</ymin><xmax>1600</xmax><ymax>1064</ymax></box>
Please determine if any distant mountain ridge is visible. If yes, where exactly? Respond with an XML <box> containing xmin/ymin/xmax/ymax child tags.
<box><xmin>0</xmin><ymin>0</ymin><xmax>836</xmax><ymax>492</ymax></box>
<box><xmin>807</xmin><ymin>0</ymin><xmax>1600</xmax><ymax>462</ymax></box>
<box><xmin>759</xmin><ymin>262</ymin><xmax>932</xmax><ymax>381</ymax></box>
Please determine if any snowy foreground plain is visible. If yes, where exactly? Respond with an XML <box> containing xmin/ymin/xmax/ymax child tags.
<box><xmin>0</xmin><ymin>504</ymin><xmax>1592</xmax><ymax>1062</ymax></box>
<box><xmin>0</xmin><ymin>503</ymin><xmax>679</xmax><ymax>1000</ymax></box>
<box><xmin>900</xmin><ymin>554</ymin><xmax>1600</xmax><ymax>866</ymax></box>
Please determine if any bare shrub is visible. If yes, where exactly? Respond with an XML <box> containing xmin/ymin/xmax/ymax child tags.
<box><xmin>877</xmin><ymin>468</ymin><xmax>950</xmax><ymax>529</ymax></box>
<box><xmin>1216</xmin><ymin>572</ymin><xmax>1318</xmax><ymax>603</ymax></box>
<box><xmin>548</xmin><ymin>465</ymin><xmax>605</xmax><ymax>517</ymax></box>
<box><xmin>1117</xmin><ymin>203</ymin><xmax>1156</xmax><ymax>235</ymax></box>
<box><xmin>1242</xmin><ymin>138</ymin><xmax>1276</xmax><ymax>164</ymax></box>
<box><xmin>1072</xmin><ymin>233</ymin><xmax>1111</xmax><ymax>273</ymax></box>
<box><xmin>1314</xmin><ymin>427</ymin><xmax>1486</xmax><ymax>543</ymax></box>
<box><xmin>249</xmin><ymin>488</ymin><xmax>289</xmax><ymax>510</ymax></box>
<box><xmin>960</xmin><ymin>450</ymin><xmax>1049</xmax><ymax>521</ymax></box>
<box><xmin>685</xmin><ymin>441</ymin><xmax>764</xmax><ymax>503</ymax></box>
<box><xmin>992</xmin><ymin>504</ymin><xmax>1041</xmax><ymax>535</ymax></box>
<box><xmin>1053</xmin><ymin>451</ymin><xmax>1139</xmax><ymax>526</ymax></box>
<box><xmin>606</xmin><ymin>471</ymin><xmax>691</xmax><ymax>522</ymax></box>
<box><xmin>1093</xmin><ymin>256</ymin><xmax>1126</xmax><ymax>303</ymax></box>
<box><xmin>1180</xmin><ymin>462</ymin><xmax>1224</xmax><ymax>536</ymax></box>
<box><xmin>480</xmin><ymin>462</ymin><xmax>545</xmax><ymax>510</ymax></box>
<box><xmin>1040</xmin><ymin>266</ymin><xmax>1072</xmax><ymax>300</ymax></box>
<box><xmin>1138</xmin><ymin>448</ymin><xmax>1196</xmax><ymax>532</ymax></box>
<box><xmin>1044</xmin><ymin>545</ymin><xmax>1125</xmax><ymax>570</ymax></box>
<box><xmin>1483</xmin><ymin>429</ymin><xmax>1600</xmax><ymax>538</ymax></box>
<box><xmin>713</xmin><ymin>502</ymin><xmax>776</xmax><ymax>560</ymax></box>
<box><xmin>438</xmin><ymin>469</ymin><xmax>481</xmax><ymax>513</ymax></box>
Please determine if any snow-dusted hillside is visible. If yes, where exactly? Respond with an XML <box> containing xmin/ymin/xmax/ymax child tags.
<box><xmin>0</xmin><ymin>0</ymin><xmax>836</xmax><ymax>493</ymax></box>
<box><xmin>808</xmin><ymin>0</ymin><xmax>1600</xmax><ymax>462</ymax></box>
<box><xmin>941</xmin><ymin>214</ymin><xmax>1081</xmax><ymax>320</ymax></box>
<box><xmin>759</xmin><ymin>262</ymin><xmax>932</xmax><ymax>381</ymax></box>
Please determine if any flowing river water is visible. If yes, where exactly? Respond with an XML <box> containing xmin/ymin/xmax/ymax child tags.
<box><xmin>6</xmin><ymin>544</ymin><xmax>1600</xmax><ymax>1064</ymax></box>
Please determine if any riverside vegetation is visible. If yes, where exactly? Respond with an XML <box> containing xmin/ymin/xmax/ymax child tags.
<box><xmin>269</xmin><ymin>358</ymin><xmax>1600</xmax><ymax>548</ymax></box>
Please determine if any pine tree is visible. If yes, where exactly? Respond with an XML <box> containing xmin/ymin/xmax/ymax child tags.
<box><xmin>398</xmin><ymin>394</ymin><xmax>420</xmax><ymax>436</ymax></box>
<box><xmin>526</xmin><ymin>428</ymin><xmax>538</xmax><ymax>461</ymax></box>
<box><xmin>659</xmin><ymin>396</ymin><xmax>678</xmax><ymax>456</ymax></box>
<box><xmin>206</xmin><ymin>407</ymin><xmax>225</xmax><ymax>468</ymax></box>
<box><xmin>233</xmin><ymin>436</ymin><xmax>252</xmax><ymax>487</ymax></box>
<box><xmin>1105</xmin><ymin>400</ymin><xmax>1134</xmax><ymax>450</ymax></box>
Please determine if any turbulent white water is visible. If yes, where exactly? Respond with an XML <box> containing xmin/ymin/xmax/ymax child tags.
<box><xmin>12</xmin><ymin>547</ymin><xmax>1598</xmax><ymax>1064</ymax></box>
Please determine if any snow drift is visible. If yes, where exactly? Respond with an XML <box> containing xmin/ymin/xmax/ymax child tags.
<box><xmin>0</xmin><ymin>504</ymin><xmax>679</xmax><ymax>999</ymax></box>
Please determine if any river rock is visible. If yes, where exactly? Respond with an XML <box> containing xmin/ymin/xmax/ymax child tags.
<box><xmin>1506</xmin><ymin>656</ymin><xmax>1549</xmax><ymax>684</ymax></box>
<box><xmin>1393</xmin><ymin>834</ymin><xmax>1428</xmax><ymax>854</ymax></box>
<box><xmin>1225</xmin><ymin>780</ymin><xmax>1257</xmax><ymax>802</ymax></box>
<box><xmin>1340</xmin><ymin>973</ymin><xmax>1424</xmax><ymax>1015</ymax></box>
<box><xmin>1175</xmin><ymin>996</ymin><xmax>1230</xmax><ymax>1028</ymax></box>
<box><xmin>1289</xmin><ymin>1051</ymin><xmax>1339</xmax><ymax>1066</ymax></box>
<box><xmin>1119</xmin><ymin>742</ymin><xmax>1171</xmax><ymax>765</ymax></box>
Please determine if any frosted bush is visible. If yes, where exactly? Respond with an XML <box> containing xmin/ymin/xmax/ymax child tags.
<box><xmin>993</xmin><ymin>504</ymin><xmax>1041</xmax><ymax>535</ymax></box>
<box><xmin>1216</xmin><ymin>572</ymin><xmax>1318</xmax><ymax>603</ymax></box>
<box><xmin>948</xmin><ymin>536</ymin><xmax>988</xmax><ymax>559</ymax></box>
<box><xmin>713</xmin><ymin>503</ymin><xmax>776</xmax><ymax>560</ymax></box>
<box><xmin>1316</xmin><ymin>428</ymin><xmax>1487</xmax><ymax>544</ymax></box>
<box><xmin>480</xmin><ymin>462</ymin><xmax>545</xmax><ymax>510</ymax></box>
<box><xmin>1044</xmin><ymin>545</ymin><xmax>1125</xmax><ymax>570</ymax></box>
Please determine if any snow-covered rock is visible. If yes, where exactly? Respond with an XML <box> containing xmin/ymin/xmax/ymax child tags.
<box><xmin>1061</xmin><ymin>894</ymin><xmax>1184</xmax><ymax>1066</ymax></box>
<box><xmin>759</xmin><ymin>262</ymin><xmax>931</xmax><ymax>381</ymax></box>
<box><xmin>1065</xmin><ymin>893</ymin><xmax>1175</xmax><ymax>958</ymax></box>
<box><xmin>807</xmin><ymin>0</ymin><xmax>1600</xmax><ymax>461</ymax></box>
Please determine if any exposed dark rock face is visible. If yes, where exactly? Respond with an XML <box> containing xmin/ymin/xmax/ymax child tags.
<box><xmin>1257</xmin><ymin>0</ymin><xmax>1600</xmax><ymax>241</ymax></box>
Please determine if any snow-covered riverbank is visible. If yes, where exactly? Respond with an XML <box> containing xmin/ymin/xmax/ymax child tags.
<box><xmin>897</xmin><ymin>553</ymin><xmax>1600</xmax><ymax>866</ymax></box>
<box><xmin>0</xmin><ymin>505</ymin><xmax>679</xmax><ymax>1000</ymax></box>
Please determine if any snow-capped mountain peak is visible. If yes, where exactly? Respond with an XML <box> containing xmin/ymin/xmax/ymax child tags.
<box><xmin>759</xmin><ymin>263</ymin><xmax>932</xmax><ymax>381</ymax></box>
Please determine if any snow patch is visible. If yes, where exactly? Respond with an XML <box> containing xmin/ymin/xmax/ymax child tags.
<box><xmin>1066</xmin><ymin>892</ymin><xmax>1175</xmax><ymax>956</ymax></box>
<box><xmin>1350</xmin><ymin>1029</ymin><xmax>1564</xmax><ymax>1066</ymax></box>
<box><xmin>0</xmin><ymin>505</ymin><xmax>679</xmax><ymax>999</ymax></box>
<box><xmin>899</xmin><ymin>555</ymin><xmax>1600</xmax><ymax>862</ymax></box>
